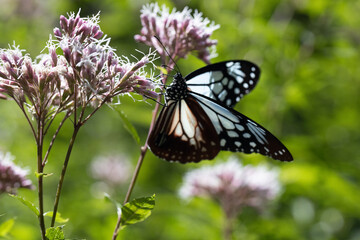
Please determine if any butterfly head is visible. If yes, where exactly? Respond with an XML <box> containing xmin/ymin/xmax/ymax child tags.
<box><xmin>165</xmin><ymin>73</ymin><xmax>188</xmax><ymax>101</ymax></box>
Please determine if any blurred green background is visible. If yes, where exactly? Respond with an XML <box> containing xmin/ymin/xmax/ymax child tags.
<box><xmin>1</xmin><ymin>0</ymin><xmax>360</xmax><ymax>239</ymax></box>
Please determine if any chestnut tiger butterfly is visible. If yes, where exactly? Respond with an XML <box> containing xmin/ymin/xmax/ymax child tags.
<box><xmin>148</xmin><ymin>60</ymin><xmax>293</xmax><ymax>163</ymax></box>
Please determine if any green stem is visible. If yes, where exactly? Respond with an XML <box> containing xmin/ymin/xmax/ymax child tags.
<box><xmin>37</xmin><ymin>119</ymin><xmax>46</xmax><ymax>240</ymax></box>
<box><xmin>50</xmin><ymin>126</ymin><xmax>80</xmax><ymax>227</ymax></box>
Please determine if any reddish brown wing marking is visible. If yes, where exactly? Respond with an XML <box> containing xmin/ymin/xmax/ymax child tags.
<box><xmin>148</xmin><ymin>96</ymin><xmax>220</xmax><ymax>163</ymax></box>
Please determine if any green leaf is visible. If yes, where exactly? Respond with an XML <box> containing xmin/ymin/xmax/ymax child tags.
<box><xmin>44</xmin><ymin>212</ymin><xmax>69</xmax><ymax>224</ymax></box>
<box><xmin>104</xmin><ymin>193</ymin><xmax>122</xmax><ymax>217</ymax></box>
<box><xmin>120</xmin><ymin>194</ymin><xmax>155</xmax><ymax>228</ymax></box>
<box><xmin>35</xmin><ymin>172</ymin><xmax>53</xmax><ymax>178</ymax></box>
<box><xmin>0</xmin><ymin>218</ymin><xmax>15</xmax><ymax>237</ymax></box>
<box><xmin>9</xmin><ymin>194</ymin><xmax>39</xmax><ymax>216</ymax></box>
<box><xmin>115</xmin><ymin>109</ymin><xmax>140</xmax><ymax>144</ymax></box>
<box><xmin>45</xmin><ymin>226</ymin><xmax>64</xmax><ymax>240</ymax></box>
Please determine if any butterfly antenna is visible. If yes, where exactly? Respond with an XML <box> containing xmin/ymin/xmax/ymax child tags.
<box><xmin>153</xmin><ymin>36</ymin><xmax>181</xmax><ymax>73</ymax></box>
<box><xmin>144</xmin><ymin>96</ymin><xmax>166</xmax><ymax>106</ymax></box>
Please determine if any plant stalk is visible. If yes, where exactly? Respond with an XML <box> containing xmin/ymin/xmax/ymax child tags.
<box><xmin>37</xmin><ymin>119</ymin><xmax>46</xmax><ymax>240</ymax></box>
<box><xmin>50</xmin><ymin>126</ymin><xmax>80</xmax><ymax>227</ymax></box>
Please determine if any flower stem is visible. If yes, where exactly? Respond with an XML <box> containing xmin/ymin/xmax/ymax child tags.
<box><xmin>50</xmin><ymin>126</ymin><xmax>80</xmax><ymax>227</ymax></box>
<box><xmin>223</xmin><ymin>214</ymin><xmax>235</xmax><ymax>240</ymax></box>
<box><xmin>37</xmin><ymin>119</ymin><xmax>46</xmax><ymax>240</ymax></box>
<box><xmin>42</xmin><ymin>112</ymin><xmax>71</xmax><ymax>166</ymax></box>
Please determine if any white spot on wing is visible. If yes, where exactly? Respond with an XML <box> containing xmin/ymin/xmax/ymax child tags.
<box><xmin>228</xmin><ymin>80</ymin><xmax>234</xmax><ymax>89</ymax></box>
<box><xmin>169</xmin><ymin>103</ymin><xmax>180</xmax><ymax>134</ymax></box>
<box><xmin>243</xmin><ymin>133</ymin><xmax>251</xmax><ymax>138</ymax></box>
<box><xmin>211</xmin><ymin>71</ymin><xmax>223</xmax><ymax>81</ymax></box>
<box><xmin>180</xmin><ymin>100</ymin><xmax>196</xmax><ymax>138</ymax></box>
<box><xmin>247</xmin><ymin>122</ymin><xmax>267</xmax><ymax>144</ymax></box>
<box><xmin>236</xmin><ymin>76</ymin><xmax>243</xmax><ymax>84</ymax></box>
<box><xmin>222</xmin><ymin>78</ymin><xmax>228</xmax><ymax>85</ymax></box>
<box><xmin>212</xmin><ymin>82</ymin><xmax>223</xmax><ymax>94</ymax></box>
<box><xmin>218</xmin><ymin>90</ymin><xmax>227</xmax><ymax>101</ymax></box>
<box><xmin>219</xmin><ymin>115</ymin><xmax>235</xmax><ymax>129</ymax></box>
<box><xmin>228</xmin><ymin>131</ymin><xmax>239</xmax><ymax>137</ymax></box>
<box><xmin>174</xmin><ymin>123</ymin><xmax>183</xmax><ymax>137</ymax></box>
<box><xmin>226</xmin><ymin>62</ymin><xmax>234</xmax><ymax>67</ymax></box>
<box><xmin>236</xmin><ymin>124</ymin><xmax>245</xmax><ymax>131</ymax></box>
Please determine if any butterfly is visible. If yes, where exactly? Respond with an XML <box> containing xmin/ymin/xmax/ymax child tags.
<box><xmin>148</xmin><ymin>60</ymin><xmax>293</xmax><ymax>163</ymax></box>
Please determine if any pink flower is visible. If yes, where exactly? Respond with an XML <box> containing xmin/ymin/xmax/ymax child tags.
<box><xmin>0</xmin><ymin>45</ymin><xmax>67</xmax><ymax>117</ymax></box>
<box><xmin>179</xmin><ymin>158</ymin><xmax>281</xmax><ymax>218</ymax></box>
<box><xmin>0</xmin><ymin>11</ymin><xmax>159</xmax><ymax>119</ymax></box>
<box><xmin>0</xmin><ymin>151</ymin><xmax>34</xmax><ymax>195</ymax></box>
<box><xmin>53</xmin><ymin>11</ymin><xmax>159</xmax><ymax>108</ymax></box>
<box><xmin>135</xmin><ymin>3</ymin><xmax>219</xmax><ymax>64</ymax></box>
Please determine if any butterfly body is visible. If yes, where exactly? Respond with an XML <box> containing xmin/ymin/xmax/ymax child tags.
<box><xmin>148</xmin><ymin>60</ymin><xmax>293</xmax><ymax>163</ymax></box>
<box><xmin>165</xmin><ymin>73</ymin><xmax>188</xmax><ymax>101</ymax></box>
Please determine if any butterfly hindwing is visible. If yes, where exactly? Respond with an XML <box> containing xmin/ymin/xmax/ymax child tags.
<box><xmin>148</xmin><ymin>96</ymin><xmax>220</xmax><ymax>163</ymax></box>
<box><xmin>185</xmin><ymin>60</ymin><xmax>260</xmax><ymax>108</ymax></box>
<box><xmin>190</xmin><ymin>92</ymin><xmax>293</xmax><ymax>161</ymax></box>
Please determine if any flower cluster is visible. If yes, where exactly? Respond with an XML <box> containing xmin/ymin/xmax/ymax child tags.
<box><xmin>179</xmin><ymin>159</ymin><xmax>281</xmax><ymax>218</ymax></box>
<box><xmin>135</xmin><ymin>3</ymin><xmax>219</xmax><ymax>64</ymax></box>
<box><xmin>0</xmin><ymin>45</ymin><xmax>69</xmax><ymax>118</ymax></box>
<box><xmin>0</xmin><ymin>151</ymin><xmax>34</xmax><ymax>194</ymax></box>
<box><xmin>0</xmin><ymin>11</ymin><xmax>158</xmax><ymax>120</ymax></box>
<box><xmin>53</xmin><ymin>12</ymin><xmax>158</xmax><ymax>108</ymax></box>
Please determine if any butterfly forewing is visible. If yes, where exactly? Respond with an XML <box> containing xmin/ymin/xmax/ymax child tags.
<box><xmin>185</xmin><ymin>60</ymin><xmax>260</xmax><ymax>108</ymax></box>
<box><xmin>191</xmin><ymin>92</ymin><xmax>293</xmax><ymax>161</ymax></box>
<box><xmin>148</xmin><ymin>97</ymin><xmax>220</xmax><ymax>163</ymax></box>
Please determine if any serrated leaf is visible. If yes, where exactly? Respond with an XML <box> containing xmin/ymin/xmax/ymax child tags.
<box><xmin>45</xmin><ymin>226</ymin><xmax>64</xmax><ymax>240</ymax></box>
<box><xmin>9</xmin><ymin>194</ymin><xmax>39</xmax><ymax>216</ymax></box>
<box><xmin>0</xmin><ymin>218</ymin><xmax>15</xmax><ymax>237</ymax></box>
<box><xmin>115</xmin><ymin>109</ymin><xmax>140</xmax><ymax>144</ymax></box>
<box><xmin>120</xmin><ymin>194</ymin><xmax>155</xmax><ymax>228</ymax></box>
<box><xmin>44</xmin><ymin>212</ymin><xmax>69</xmax><ymax>224</ymax></box>
<box><xmin>104</xmin><ymin>193</ymin><xmax>122</xmax><ymax>217</ymax></box>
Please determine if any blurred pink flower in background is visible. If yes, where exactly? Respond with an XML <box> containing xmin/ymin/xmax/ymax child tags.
<box><xmin>179</xmin><ymin>158</ymin><xmax>281</xmax><ymax>218</ymax></box>
<box><xmin>0</xmin><ymin>151</ymin><xmax>34</xmax><ymax>195</ymax></box>
<box><xmin>90</xmin><ymin>154</ymin><xmax>132</xmax><ymax>186</ymax></box>
<box><xmin>134</xmin><ymin>2</ymin><xmax>219</xmax><ymax>65</ymax></box>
